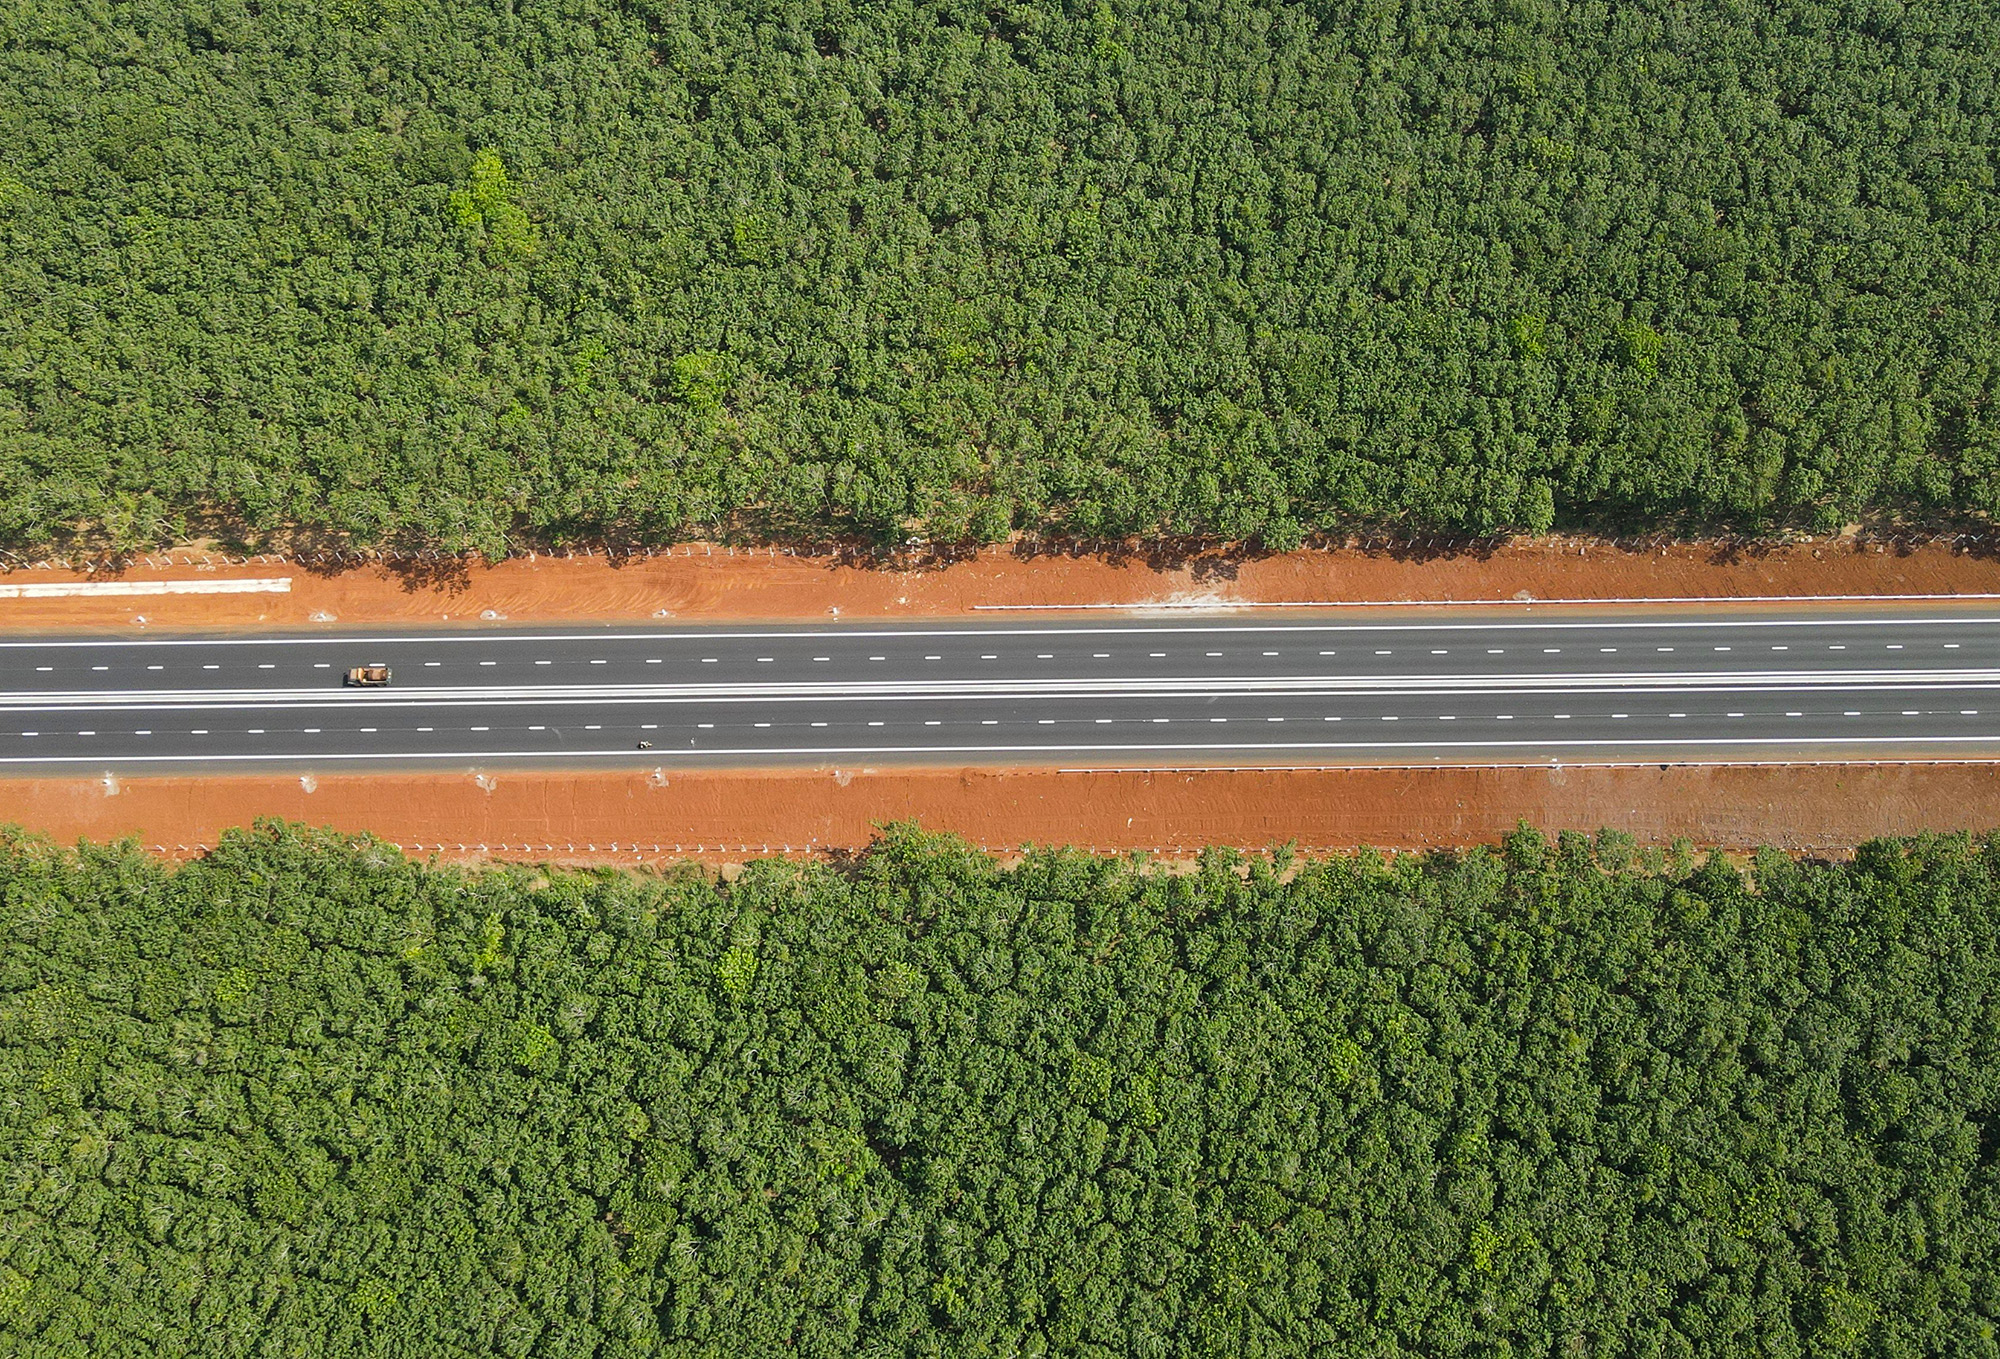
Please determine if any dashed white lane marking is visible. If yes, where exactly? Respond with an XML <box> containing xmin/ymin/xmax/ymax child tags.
<box><xmin>1211</xmin><ymin>717</ymin><xmax>1227</xmax><ymax>723</ymax></box>
<box><xmin>1038</xmin><ymin>654</ymin><xmax>1053</xmax><ymax>659</ymax></box>
<box><xmin>755</xmin><ymin>722</ymin><xmax>771</xmax><ymax>728</ymax></box>
<box><xmin>1772</xmin><ymin>645</ymin><xmax>1788</xmax><ymax>651</ymax></box>
<box><xmin>358</xmin><ymin>727</ymin><xmax>375</xmax><ymax>733</ymax></box>
<box><xmin>419</xmin><ymin>726</ymin><xmax>434</xmax><ymax>732</ymax></box>
<box><xmin>1152</xmin><ymin>717</ymin><xmax>1169</xmax><ymax>723</ymax></box>
<box><xmin>1439</xmin><ymin>715</ymin><xmax>1455</xmax><ymax>721</ymax></box>
<box><xmin>481</xmin><ymin>660</ymin><xmax>497</xmax><ymax>667</ymax></box>
<box><xmin>1554</xmin><ymin>714</ymin><xmax>1570</xmax><ymax>720</ymax></box>
<box><xmin>1599</xmin><ymin>648</ymin><xmax>1616</xmax><ymax>653</ymax></box>
<box><xmin>1095</xmin><ymin>652</ymin><xmax>1111</xmax><ymax>658</ymax></box>
<box><xmin>470</xmin><ymin>726</ymin><xmax>489</xmax><ymax>732</ymax></box>
<box><xmin>1207</xmin><ymin>651</ymin><xmax>1222</xmax><ymax>657</ymax></box>
<box><xmin>1262</xmin><ymin>651</ymin><xmax>1279</xmax><ymax>656</ymax></box>
<box><xmin>698</xmin><ymin>722</ymin><xmax>714</xmax><ymax>728</ymax></box>
<box><xmin>758</xmin><ymin>658</ymin><xmax>774</xmax><ymax>663</ymax></box>
<box><xmin>812</xmin><ymin>721</ymin><xmax>828</xmax><ymax>728</ymax></box>
<box><xmin>982</xmin><ymin>719</ymin><xmax>998</xmax><ymax>725</ymax></box>
<box><xmin>1324</xmin><ymin>716</ymin><xmax>1341</xmax><ymax>721</ymax></box>
<box><xmin>1543</xmin><ymin>648</ymin><xmax>1559</xmax><ymax>653</ymax></box>
<box><xmin>926</xmin><ymin>655</ymin><xmax>943</xmax><ymax>660</ymax></box>
<box><xmin>1488</xmin><ymin>649</ymin><xmax>1504</xmax><ymax>654</ymax></box>
<box><xmin>151</xmin><ymin>665</ymin><xmax>166</xmax><ymax>670</ymax></box>
<box><xmin>536</xmin><ymin>660</ymin><xmax>552</xmax><ymax>665</ymax></box>
<box><xmin>1947</xmin><ymin>643</ymin><xmax>1961</xmax><ymax>649</ymax></box>
<box><xmin>1888</xmin><ymin>644</ymin><xmax>1903</xmax><ymax>650</ymax></box>
<box><xmin>203</xmin><ymin>664</ymin><xmax>218</xmax><ymax>670</ymax></box>
<box><xmin>77</xmin><ymin>730</ymin><xmax>95</xmax><ymax>736</ymax></box>
<box><xmin>302</xmin><ymin>727</ymin><xmax>319</xmax><ymax>733</ymax></box>
<box><xmin>191</xmin><ymin>729</ymin><xmax>206</xmax><ymax>734</ymax></box>
<box><xmin>1613</xmin><ymin>713</ymin><xmax>1628</xmax><ymax>719</ymax></box>
<box><xmin>1381</xmin><ymin>715</ymin><xmax>1397</xmax><ymax>722</ymax></box>
<box><xmin>647</xmin><ymin>658</ymin><xmax>662</xmax><ymax>665</ymax></box>
<box><xmin>1038</xmin><ymin>718</ymin><xmax>1054</xmax><ymax>724</ymax></box>
<box><xmin>1321</xmin><ymin>650</ymin><xmax>1338</xmax><ymax>656</ymax></box>
<box><xmin>1375</xmin><ymin>650</ymin><xmax>1391</xmax><ymax>655</ymax></box>
<box><xmin>1830</xmin><ymin>645</ymin><xmax>1845</xmax><ymax>650</ymax></box>
<box><xmin>1845</xmin><ymin>710</ymin><xmax>1860</xmax><ymax>716</ymax></box>
<box><xmin>815</xmin><ymin>656</ymin><xmax>831</xmax><ymax>662</ymax></box>
<box><xmin>93</xmin><ymin>665</ymin><xmax>110</xmax><ymax>671</ymax></box>
<box><xmin>1095</xmin><ymin>718</ymin><xmax>1112</xmax><ymax>724</ymax></box>
<box><xmin>584</xmin><ymin>724</ymin><xmax>602</xmax><ymax>730</ymax></box>
<box><xmin>1496</xmin><ymin>714</ymin><xmax>1513</xmax><ymax>720</ymax></box>
<box><xmin>424</xmin><ymin>661</ymin><xmax>441</xmax><ymax>667</ymax></box>
<box><xmin>1268</xmin><ymin>717</ymin><xmax>1285</xmax><ymax>722</ymax></box>
<box><xmin>1964</xmin><ymin>709</ymin><xmax>1980</xmax><ymax>715</ymax></box>
<box><xmin>925</xmin><ymin>720</ymin><xmax>942</xmax><ymax>726</ymax></box>
<box><xmin>1787</xmin><ymin>711</ymin><xmax>1802</xmax><ymax>717</ymax></box>
<box><xmin>1150</xmin><ymin>652</ymin><xmax>1165</xmax><ymax>657</ymax></box>
<box><xmin>1670</xmin><ymin>712</ymin><xmax>1686</xmax><ymax>718</ymax></box>
<box><xmin>983</xmin><ymin>655</ymin><xmax>998</xmax><ymax>660</ymax></box>
<box><xmin>1903</xmin><ymin>710</ymin><xmax>1919</xmax><ymax>716</ymax></box>
<box><xmin>1728</xmin><ymin>712</ymin><xmax>1744</xmax><ymax>718</ymax></box>
<box><xmin>530</xmin><ymin>725</ymin><xmax>546</xmax><ymax>731</ymax></box>
<box><xmin>1715</xmin><ymin>646</ymin><xmax>1731</xmax><ymax>651</ymax></box>
<box><xmin>869</xmin><ymin>656</ymin><xmax>885</xmax><ymax>661</ymax></box>
<box><xmin>1658</xmin><ymin>647</ymin><xmax>1673</xmax><ymax>652</ymax></box>
<box><xmin>136</xmin><ymin>729</ymin><xmax>150</xmax><ymax>735</ymax></box>
<box><xmin>703</xmin><ymin>658</ymin><xmax>718</xmax><ymax>663</ymax></box>
<box><xmin>313</xmin><ymin>663</ymin><xmax>329</xmax><ymax>669</ymax></box>
<box><xmin>641</xmin><ymin>723</ymin><xmax>658</xmax><ymax>729</ymax></box>
<box><xmin>867</xmin><ymin>721</ymin><xmax>883</xmax><ymax>727</ymax></box>
<box><xmin>18</xmin><ymin>732</ymin><xmax>33</xmax><ymax>737</ymax></box>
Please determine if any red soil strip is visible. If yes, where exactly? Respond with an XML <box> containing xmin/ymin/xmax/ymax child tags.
<box><xmin>3</xmin><ymin>537</ymin><xmax>2000</xmax><ymax>631</ymax></box>
<box><xmin>8</xmin><ymin>763</ymin><xmax>1997</xmax><ymax>863</ymax></box>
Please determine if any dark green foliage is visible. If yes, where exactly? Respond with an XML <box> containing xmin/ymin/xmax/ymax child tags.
<box><xmin>4</xmin><ymin>821</ymin><xmax>2000</xmax><ymax>1354</ymax></box>
<box><xmin>1</xmin><ymin>0</ymin><xmax>1996</xmax><ymax>550</ymax></box>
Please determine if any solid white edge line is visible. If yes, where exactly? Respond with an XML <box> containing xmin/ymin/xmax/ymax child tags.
<box><xmin>4</xmin><ymin>613</ymin><xmax>2000</xmax><ymax>647</ymax></box>
<box><xmin>972</xmin><ymin>594</ymin><xmax>2000</xmax><ymax>609</ymax></box>
<box><xmin>9</xmin><ymin>734</ymin><xmax>2000</xmax><ymax>765</ymax></box>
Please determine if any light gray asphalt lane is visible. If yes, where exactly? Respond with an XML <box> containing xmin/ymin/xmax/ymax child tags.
<box><xmin>4</xmin><ymin>609</ymin><xmax>2000</xmax><ymax>769</ymax></box>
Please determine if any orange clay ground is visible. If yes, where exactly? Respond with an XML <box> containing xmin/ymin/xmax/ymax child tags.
<box><xmin>7</xmin><ymin>763</ymin><xmax>2000</xmax><ymax>866</ymax></box>
<box><xmin>5</xmin><ymin>535</ymin><xmax>2000</xmax><ymax>859</ymax></box>
<box><xmin>0</xmin><ymin>534</ymin><xmax>1996</xmax><ymax>631</ymax></box>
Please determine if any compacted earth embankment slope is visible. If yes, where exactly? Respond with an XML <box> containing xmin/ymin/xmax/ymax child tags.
<box><xmin>0</xmin><ymin>536</ymin><xmax>1995</xmax><ymax>630</ymax></box>
<box><xmin>11</xmin><ymin>762</ymin><xmax>2000</xmax><ymax>867</ymax></box>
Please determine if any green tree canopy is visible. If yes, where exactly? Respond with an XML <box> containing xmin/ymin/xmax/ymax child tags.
<box><xmin>2</xmin><ymin>821</ymin><xmax>1998</xmax><ymax>1354</ymax></box>
<box><xmin>0</xmin><ymin>0</ymin><xmax>1995</xmax><ymax>550</ymax></box>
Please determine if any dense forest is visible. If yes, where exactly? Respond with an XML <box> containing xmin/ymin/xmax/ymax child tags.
<box><xmin>3</xmin><ymin>821</ymin><xmax>1998</xmax><ymax>1354</ymax></box>
<box><xmin>0</xmin><ymin>0</ymin><xmax>1995</xmax><ymax>552</ymax></box>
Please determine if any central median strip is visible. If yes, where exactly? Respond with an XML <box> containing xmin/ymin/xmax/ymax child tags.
<box><xmin>4</xmin><ymin>668</ymin><xmax>2000</xmax><ymax>712</ymax></box>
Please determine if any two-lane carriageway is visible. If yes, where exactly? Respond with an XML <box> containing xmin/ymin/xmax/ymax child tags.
<box><xmin>4</xmin><ymin>609</ymin><xmax>2000</xmax><ymax>770</ymax></box>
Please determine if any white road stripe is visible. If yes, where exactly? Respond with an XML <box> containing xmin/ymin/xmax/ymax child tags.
<box><xmin>0</xmin><ymin>577</ymin><xmax>291</xmax><ymax>598</ymax></box>
<box><xmin>8</xmin><ymin>734</ymin><xmax>2000</xmax><ymax>765</ymax></box>
<box><xmin>2</xmin><ymin>615</ymin><xmax>1998</xmax><ymax>647</ymax></box>
<box><xmin>4</xmin><ymin>668</ymin><xmax>1999</xmax><ymax>713</ymax></box>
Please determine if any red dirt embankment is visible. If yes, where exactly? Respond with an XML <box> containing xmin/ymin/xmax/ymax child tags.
<box><xmin>3</xmin><ymin>536</ymin><xmax>2000</xmax><ymax>631</ymax></box>
<box><xmin>8</xmin><ymin>763</ymin><xmax>1997</xmax><ymax>864</ymax></box>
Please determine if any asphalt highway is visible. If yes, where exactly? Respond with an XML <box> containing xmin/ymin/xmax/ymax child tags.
<box><xmin>3</xmin><ymin>609</ymin><xmax>2000</xmax><ymax>770</ymax></box>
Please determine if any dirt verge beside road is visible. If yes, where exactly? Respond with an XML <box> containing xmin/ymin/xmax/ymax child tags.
<box><xmin>7</xmin><ymin>762</ymin><xmax>1995</xmax><ymax>864</ymax></box>
<box><xmin>2</xmin><ymin>537</ymin><xmax>1999</xmax><ymax>631</ymax></box>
